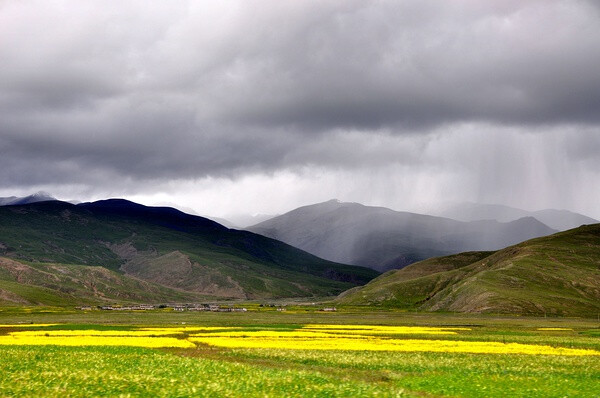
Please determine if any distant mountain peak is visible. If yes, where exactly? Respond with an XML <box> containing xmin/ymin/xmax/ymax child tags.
<box><xmin>0</xmin><ymin>191</ymin><xmax>57</xmax><ymax>206</ymax></box>
<box><xmin>248</xmin><ymin>199</ymin><xmax>556</xmax><ymax>272</ymax></box>
<box><xmin>438</xmin><ymin>202</ymin><xmax>598</xmax><ymax>231</ymax></box>
<box><xmin>314</xmin><ymin>199</ymin><xmax>361</xmax><ymax>208</ymax></box>
<box><xmin>31</xmin><ymin>191</ymin><xmax>54</xmax><ymax>198</ymax></box>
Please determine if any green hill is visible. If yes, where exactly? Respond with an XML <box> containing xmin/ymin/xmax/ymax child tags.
<box><xmin>0</xmin><ymin>257</ymin><xmax>208</xmax><ymax>306</ymax></box>
<box><xmin>0</xmin><ymin>200</ymin><xmax>378</xmax><ymax>304</ymax></box>
<box><xmin>337</xmin><ymin>224</ymin><xmax>600</xmax><ymax>317</ymax></box>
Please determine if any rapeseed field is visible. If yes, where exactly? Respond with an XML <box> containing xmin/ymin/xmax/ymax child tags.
<box><xmin>0</xmin><ymin>316</ymin><xmax>599</xmax><ymax>397</ymax></box>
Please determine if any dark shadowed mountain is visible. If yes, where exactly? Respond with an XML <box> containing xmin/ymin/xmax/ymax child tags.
<box><xmin>247</xmin><ymin>200</ymin><xmax>556</xmax><ymax>272</ymax></box>
<box><xmin>337</xmin><ymin>224</ymin><xmax>600</xmax><ymax>317</ymax></box>
<box><xmin>0</xmin><ymin>199</ymin><xmax>378</xmax><ymax>303</ymax></box>
<box><xmin>0</xmin><ymin>191</ymin><xmax>56</xmax><ymax>206</ymax></box>
<box><xmin>438</xmin><ymin>202</ymin><xmax>598</xmax><ymax>231</ymax></box>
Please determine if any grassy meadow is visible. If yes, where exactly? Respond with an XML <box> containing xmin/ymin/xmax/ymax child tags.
<box><xmin>0</xmin><ymin>307</ymin><xmax>599</xmax><ymax>397</ymax></box>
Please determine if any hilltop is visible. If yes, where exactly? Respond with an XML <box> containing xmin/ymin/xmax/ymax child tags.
<box><xmin>337</xmin><ymin>224</ymin><xmax>600</xmax><ymax>317</ymax></box>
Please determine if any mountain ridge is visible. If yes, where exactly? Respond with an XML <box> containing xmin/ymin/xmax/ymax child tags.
<box><xmin>248</xmin><ymin>200</ymin><xmax>557</xmax><ymax>272</ymax></box>
<box><xmin>0</xmin><ymin>199</ymin><xmax>379</xmax><ymax>302</ymax></box>
<box><xmin>438</xmin><ymin>202</ymin><xmax>598</xmax><ymax>231</ymax></box>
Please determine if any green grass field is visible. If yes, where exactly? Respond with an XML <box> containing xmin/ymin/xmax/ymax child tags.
<box><xmin>0</xmin><ymin>307</ymin><xmax>599</xmax><ymax>397</ymax></box>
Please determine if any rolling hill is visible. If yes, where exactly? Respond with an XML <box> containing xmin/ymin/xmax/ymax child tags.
<box><xmin>248</xmin><ymin>200</ymin><xmax>556</xmax><ymax>272</ymax></box>
<box><xmin>337</xmin><ymin>224</ymin><xmax>600</xmax><ymax>317</ymax></box>
<box><xmin>0</xmin><ymin>199</ymin><xmax>378</xmax><ymax>304</ymax></box>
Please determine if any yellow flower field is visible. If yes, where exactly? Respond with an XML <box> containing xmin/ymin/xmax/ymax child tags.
<box><xmin>140</xmin><ymin>326</ymin><xmax>243</xmax><ymax>333</ymax></box>
<box><xmin>0</xmin><ymin>319</ymin><xmax>598</xmax><ymax>397</ymax></box>
<box><xmin>0</xmin><ymin>323</ymin><xmax>598</xmax><ymax>356</ymax></box>
<box><xmin>537</xmin><ymin>327</ymin><xmax>573</xmax><ymax>331</ymax></box>
<box><xmin>188</xmin><ymin>325</ymin><xmax>600</xmax><ymax>356</ymax></box>
<box><xmin>302</xmin><ymin>324</ymin><xmax>471</xmax><ymax>335</ymax></box>
<box><xmin>189</xmin><ymin>330</ymin><xmax>350</xmax><ymax>339</ymax></box>
<box><xmin>189</xmin><ymin>335</ymin><xmax>600</xmax><ymax>356</ymax></box>
<box><xmin>0</xmin><ymin>326</ymin><xmax>193</xmax><ymax>348</ymax></box>
<box><xmin>0</xmin><ymin>334</ymin><xmax>194</xmax><ymax>348</ymax></box>
<box><xmin>14</xmin><ymin>330</ymin><xmax>185</xmax><ymax>337</ymax></box>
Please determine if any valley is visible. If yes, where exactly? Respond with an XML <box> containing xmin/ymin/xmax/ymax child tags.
<box><xmin>1</xmin><ymin>196</ymin><xmax>599</xmax><ymax>398</ymax></box>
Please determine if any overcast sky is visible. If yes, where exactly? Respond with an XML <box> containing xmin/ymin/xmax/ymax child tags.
<box><xmin>1</xmin><ymin>0</ymin><xmax>600</xmax><ymax>219</ymax></box>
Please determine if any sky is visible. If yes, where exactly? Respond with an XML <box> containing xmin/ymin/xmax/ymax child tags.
<box><xmin>1</xmin><ymin>0</ymin><xmax>600</xmax><ymax>220</ymax></box>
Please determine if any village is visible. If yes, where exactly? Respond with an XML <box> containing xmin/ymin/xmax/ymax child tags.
<box><xmin>77</xmin><ymin>303</ymin><xmax>249</xmax><ymax>312</ymax></box>
<box><xmin>76</xmin><ymin>303</ymin><xmax>338</xmax><ymax>312</ymax></box>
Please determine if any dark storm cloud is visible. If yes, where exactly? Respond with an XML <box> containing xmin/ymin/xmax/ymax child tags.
<box><xmin>1</xmin><ymin>0</ymin><xmax>600</xmax><ymax>192</ymax></box>
<box><xmin>196</xmin><ymin>0</ymin><xmax>600</xmax><ymax>130</ymax></box>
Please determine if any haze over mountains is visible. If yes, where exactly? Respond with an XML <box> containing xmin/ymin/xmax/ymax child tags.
<box><xmin>437</xmin><ymin>202</ymin><xmax>598</xmax><ymax>231</ymax></box>
<box><xmin>338</xmin><ymin>224</ymin><xmax>600</xmax><ymax>317</ymax></box>
<box><xmin>248</xmin><ymin>200</ymin><xmax>564</xmax><ymax>272</ymax></box>
<box><xmin>0</xmin><ymin>191</ymin><xmax>56</xmax><ymax>206</ymax></box>
<box><xmin>205</xmin><ymin>214</ymin><xmax>277</xmax><ymax>229</ymax></box>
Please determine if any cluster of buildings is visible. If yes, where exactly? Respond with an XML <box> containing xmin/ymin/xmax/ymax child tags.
<box><xmin>77</xmin><ymin>304</ymin><xmax>248</xmax><ymax>312</ymax></box>
<box><xmin>77</xmin><ymin>303</ymin><xmax>336</xmax><ymax>312</ymax></box>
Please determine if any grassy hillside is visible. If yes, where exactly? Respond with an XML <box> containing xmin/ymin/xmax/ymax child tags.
<box><xmin>337</xmin><ymin>224</ymin><xmax>600</xmax><ymax>317</ymax></box>
<box><xmin>0</xmin><ymin>200</ymin><xmax>378</xmax><ymax>302</ymax></box>
<box><xmin>0</xmin><ymin>257</ymin><xmax>207</xmax><ymax>305</ymax></box>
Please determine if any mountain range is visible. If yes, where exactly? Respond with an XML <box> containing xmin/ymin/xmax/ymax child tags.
<box><xmin>337</xmin><ymin>224</ymin><xmax>600</xmax><ymax>317</ymax></box>
<box><xmin>248</xmin><ymin>200</ymin><xmax>558</xmax><ymax>272</ymax></box>
<box><xmin>0</xmin><ymin>199</ymin><xmax>378</xmax><ymax>305</ymax></box>
<box><xmin>2</xmin><ymin>193</ymin><xmax>598</xmax><ymax>315</ymax></box>
<box><xmin>437</xmin><ymin>202</ymin><xmax>598</xmax><ymax>231</ymax></box>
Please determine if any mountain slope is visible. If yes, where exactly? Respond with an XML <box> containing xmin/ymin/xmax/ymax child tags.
<box><xmin>248</xmin><ymin>200</ymin><xmax>556</xmax><ymax>272</ymax></box>
<box><xmin>337</xmin><ymin>224</ymin><xmax>600</xmax><ymax>317</ymax></box>
<box><xmin>0</xmin><ymin>200</ymin><xmax>378</xmax><ymax>301</ymax></box>
<box><xmin>0</xmin><ymin>257</ymin><xmax>207</xmax><ymax>306</ymax></box>
<box><xmin>438</xmin><ymin>202</ymin><xmax>598</xmax><ymax>231</ymax></box>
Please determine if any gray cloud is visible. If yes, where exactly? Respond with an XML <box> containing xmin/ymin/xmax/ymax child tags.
<box><xmin>190</xmin><ymin>0</ymin><xmax>600</xmax><ymax>130</ymax></box>
<box><xmin>1</xmin><ymin>0</ymin><xmax>599</xmax><ymax>216</ymax></box>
